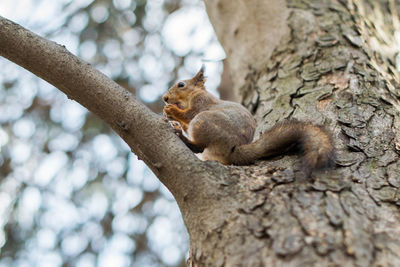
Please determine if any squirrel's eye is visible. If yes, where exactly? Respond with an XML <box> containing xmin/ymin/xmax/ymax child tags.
<box><xmin>177</xmin><ymin>82</ymin><xmax>185</xmax><ymax>88</ymax></box>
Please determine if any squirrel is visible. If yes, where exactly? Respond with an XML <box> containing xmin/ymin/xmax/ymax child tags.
<box><xmin>162</xmin><ymin>66</ymin><xmax>335</xmax><ymax>172</ymax></box>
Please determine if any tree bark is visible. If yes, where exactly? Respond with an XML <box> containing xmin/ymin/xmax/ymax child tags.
<box><xmin>1</xmin><ymin>0</ymin><xmax>400</xmax><ymax>265</ymax></box>
<box><xmin>196</xmin><ymin>0</ymin><xmax>400</xmax><ymax>266</ymax></box>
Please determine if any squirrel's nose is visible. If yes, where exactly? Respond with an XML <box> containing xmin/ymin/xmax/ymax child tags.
<box><xmin>163</xmin><ymin>95</ymin><xmax>169</xmax><ymax>102</ymax></box>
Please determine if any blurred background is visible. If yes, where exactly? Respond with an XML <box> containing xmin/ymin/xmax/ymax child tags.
<box><xmin>0</xmin><ymin>0</ymin><xmax>226</xmax><ymax>266</ymax></box>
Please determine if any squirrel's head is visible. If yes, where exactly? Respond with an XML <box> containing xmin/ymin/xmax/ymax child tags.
<box><xmin>162</xmin><ymin>65</ymin><xmax>206</xmax><ymax>109</ymax></box>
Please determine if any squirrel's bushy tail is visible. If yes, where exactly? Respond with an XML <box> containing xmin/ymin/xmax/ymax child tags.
<box><xmin>229</xmin><ymin>121</ymin><xmax>335</xmax><ymax>171</ymax></box>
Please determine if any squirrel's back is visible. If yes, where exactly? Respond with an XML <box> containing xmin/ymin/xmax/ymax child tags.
<box><xmin>187</xmin><ymin>100</ymin><xmax>256</xmax><ymax>164</ymax></box>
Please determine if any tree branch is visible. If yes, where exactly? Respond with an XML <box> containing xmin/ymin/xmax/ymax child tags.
<box><xmin>204</xmin><ymin>0</ymin><xmax>290</xmax><ymax>92</ymax></box>
<box><xmin>0</xmin><ymin>16</ymin><xmax>218</xmax><ymax>202</ymax></box>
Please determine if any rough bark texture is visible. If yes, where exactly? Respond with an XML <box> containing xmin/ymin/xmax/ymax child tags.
<box><xmin>192</xmin><ymin>0</ymin><xmax>400</xmax><ymax>266</ymax></box>
<box><xmin>2</xmin><ymin>0</ymin><xmax>400</xmax><ymax>265</ymax></box>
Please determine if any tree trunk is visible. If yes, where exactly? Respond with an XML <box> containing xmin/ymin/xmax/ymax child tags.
<box><xmin>1</xmin><ymin>0</ymin><xmax>400</xmax><ymax>266</ymax></box>
<box><xmin>184</xmin><ymin>0</ymin><xmax>400</xmax><ymax>266</ymax></box>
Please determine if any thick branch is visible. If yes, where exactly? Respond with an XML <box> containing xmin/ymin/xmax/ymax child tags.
<box><xmin>204</xmin><ymin>0</ymin><xmax>290</xmax><ymax>92</ymax></box>
<box><xmin>0</xmin><ymin>16</ymin><xmax>218</xmax><ymax>202</ymax></box>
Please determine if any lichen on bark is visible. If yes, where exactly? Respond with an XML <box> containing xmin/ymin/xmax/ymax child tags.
<box><xmin>194</xmin><ymin>0</ymin><xmax>400</xmax><ymax>266</ymax></box>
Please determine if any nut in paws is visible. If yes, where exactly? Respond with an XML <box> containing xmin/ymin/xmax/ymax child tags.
<box><xmin>163</xmin><ymin>104</ymin><xmax>178</xmax><ymax>119</ymax></box>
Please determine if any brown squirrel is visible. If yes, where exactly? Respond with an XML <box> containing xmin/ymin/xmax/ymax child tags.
<box><xmin>163</xmin><ymin>66</ymin><xmax>335</xmax><ymax>172</ymax></box>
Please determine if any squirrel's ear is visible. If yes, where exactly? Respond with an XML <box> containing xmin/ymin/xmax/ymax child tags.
<box><xmin>192</xmin><ymin>64</ymin><xmax>206</xmax><ymax>87</ymax></box>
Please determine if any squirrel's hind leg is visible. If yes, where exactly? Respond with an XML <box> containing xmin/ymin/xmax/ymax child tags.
<box><xmin>170</xmin><ymin>121</ymin><xmax>205</xmax><ymax>153</ymax></box>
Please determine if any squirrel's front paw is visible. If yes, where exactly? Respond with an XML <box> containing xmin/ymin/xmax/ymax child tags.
<box><xmin>170</xmin><ymin>121</ymin><xmax>183</xmax><ymax>135</ymax></box>
<box><xmin>163</xmin><ymin>104</ymin><xmax>179</xmax><ymax>120</ymax></box>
